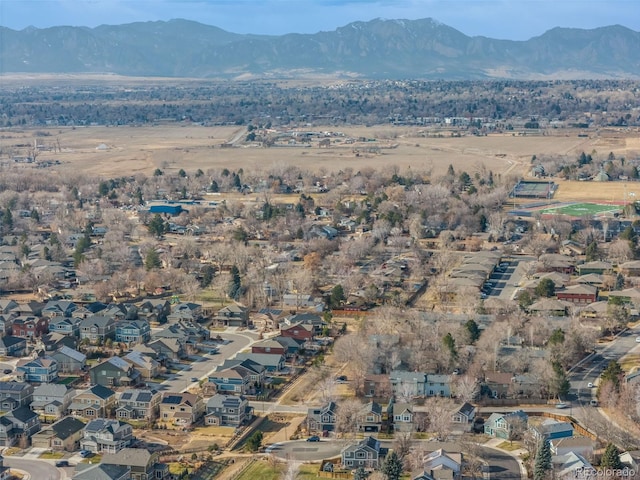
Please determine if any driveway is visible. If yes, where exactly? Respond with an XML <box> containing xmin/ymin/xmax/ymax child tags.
<box><xmin>266</xmin><ymin>439</ymin><xmax>344</xmax><ymax>461</ymax></box>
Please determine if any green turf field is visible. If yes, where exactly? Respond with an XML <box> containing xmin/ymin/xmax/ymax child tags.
<box><xmin>540</xmin><ymin>202</ymin><xmax>622</xmax><ymax>217</ymax></box>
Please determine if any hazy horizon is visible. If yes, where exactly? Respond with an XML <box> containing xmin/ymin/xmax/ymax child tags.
<box><xmin>0</xmin><ymin>0</ymin><xmax>638</xmax><ymax>41</ymax></box>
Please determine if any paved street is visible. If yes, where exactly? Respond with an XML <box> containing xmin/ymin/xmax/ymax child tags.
<box><xmin>147</xmin><ymin>331</ymin><xmax>259</xmax><ymax>392</ymax></box>
<box><xmin>5</xmin><ymin>457</ymin><xmax>63</xmax><ymax>480</ymax></box>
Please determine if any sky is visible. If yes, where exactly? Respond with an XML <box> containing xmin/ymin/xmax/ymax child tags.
<box><xmin>0</xmin><ymin>0</ymin><xmax>638</xmax><ymax>41</ymax></box>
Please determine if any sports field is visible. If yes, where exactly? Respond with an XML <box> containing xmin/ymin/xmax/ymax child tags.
<box><xmin>540</xmin><ymin>202</ymin><xmax>622</xmax><ymax>217</ymax></box>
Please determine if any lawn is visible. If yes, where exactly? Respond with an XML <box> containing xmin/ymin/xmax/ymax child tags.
<box><xmin>496</xmin><ymin>441</ymin><xmax>524</xmax><ymax>451</ymax></box>
<box><xmin>39</xmin><ymin>451</ymin><xmax>65</xmax><ymax>459</ymax></box>
<box><xmin>540</xmin><ymin>202</ymin><xmax>621</xmax><ymax>217</ymax></box>
<box><xmin>235</xmin><ymin>460</ymin><xmax>282</xmax><ymax>480</ymax></box>
<box><xmin>57</xmin><ymin>376</ymin><xmax>79</xmax><ymax>385</ymax></box>
<box><xmin>81</xmin><ymin>454</ymin><xmax>102</xmax><ymax>464</ymax></box>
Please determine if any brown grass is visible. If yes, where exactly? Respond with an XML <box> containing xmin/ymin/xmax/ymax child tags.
<box><xmin>3</xmin><ymin>125</ymin><xmax>619</xmax><ymax>179</ymax></box>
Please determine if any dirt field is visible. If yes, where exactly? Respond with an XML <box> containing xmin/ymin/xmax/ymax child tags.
<box><xmin>1</xmin><ymin>125</ymin><xmax>623</xmax><ymax>179</ymax></box>
<box><xmin>553</xmin><ymin>179</ymin><xmax>637</xmax><ymax>203</ymax></box>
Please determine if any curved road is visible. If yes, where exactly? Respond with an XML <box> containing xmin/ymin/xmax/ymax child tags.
<box><xmin>269</xmin><ymin>439</ymin><xmax>521</xmax><ymax>479</ymax></box>
<box><xmin>5</xmin><ymin>457</ymin><xmax>62</xmax><ymax>480</ymax></box>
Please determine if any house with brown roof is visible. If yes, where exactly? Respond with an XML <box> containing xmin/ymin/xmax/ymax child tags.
<box><xmin>68</xmin><ymin>385</ymin><xmax>116</xmax><ymax>420</ymax></box>
<box><xmin>556</xmin><ymin>284</ymin><xmax>598</xmax><ymax>305</ymax></box>
<box><xmin>280</xmin><ymin>322</ymin><xmax>313</xmax><ymax>342</ymax></box>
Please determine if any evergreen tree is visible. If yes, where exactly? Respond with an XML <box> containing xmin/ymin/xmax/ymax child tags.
<box><xmin>329</xmin><ymin>284</ymin><xmax>345</xmax><ymax>309</ymax></box>
<box><xmin>443</xmin><ymin>332</ymin><xmax>457</xmax><ymax>360</ymax></box>
<box><xmin>245</xmin><ymin>430</ymin><xmax>263</xmax><ymax>452</ymax></box>
<box><xmin>354</xmin><ymin>467</ymin><xmax>368</xmax><ymax>480</ymax></box>
<box><xmin>145</xmin><ymin>248</ymin><xmax>162</xmax><ymax>271</ymax></box>
<box><xmin>464</xmin><ymin>319</ymin><xmax>481</xmax><ymax>343</ymax></box>
<box><xmin>148</xmin><ymin>214</ymin><xmax>166</xmax><ymax>238</ymax></box>
<box><xmin>535</xmin><ymin>278</ymin><xmax>555</xmax><ymax>298</ymax></box>
<box><xmin>228</xmin><ymin>266</ymin><xmax>242</xmax><ymax>300</ymax></box>
<box><xmin>601</xmin><ymin>443</ymin><xmax>623</xmax><ymax>470</ymax></box>
<box><xmin>585</xmin><ymin>241</ymin><xmax>600</xmax><ymax>261</ymax></box>
<box><xmin>381</xmin><ymin>451</ymin><xmax>402</xmax><ymax>480</ymax></box>
<box><xmin>534</xmin><ymin>439</ymin><xmax>552</xmax><ymax>480</ymax></box>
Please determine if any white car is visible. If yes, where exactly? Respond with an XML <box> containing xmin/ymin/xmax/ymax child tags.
<box><xmin>587</xmin><ymin>382</ymin><xmax>594</xmax><ymax>388</ymax></box>
<box><xmin>555</xmin><ymin>402</ymin><xmax>568</xmax><ymax>409</ymax></box>
<box><xmin>636</xmin><ymin>336</ymin><xmax>640</xmax><ymax>343</ymax></box>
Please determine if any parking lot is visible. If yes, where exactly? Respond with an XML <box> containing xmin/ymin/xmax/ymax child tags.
<box><xmin>482</xmin><ymin>256</ymin><xmax>534</xmax><ymax>301</ymax></box>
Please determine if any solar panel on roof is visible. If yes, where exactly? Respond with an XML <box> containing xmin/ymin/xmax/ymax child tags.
<box><xmin>138</xmin><ymin>392</ymin><xmax>152</xmax><ymax>402</ymax></box>
<box><xmin>121</xmin><ymin>392</ymin><xmax>132</xmax><ymax>400</ymax></box>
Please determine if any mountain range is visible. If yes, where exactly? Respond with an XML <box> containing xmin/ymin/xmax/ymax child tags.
<box><xmin>1</xmin><ymin>18</ymin><xmax>640</xmax><ymax>79</ymax></box>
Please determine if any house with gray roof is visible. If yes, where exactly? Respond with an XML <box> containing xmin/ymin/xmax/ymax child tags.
<box><xmin>484</xmin><ymin>410</ymin><xmax>528</xmax><ymax>439</ymax></box>
<box><xmin>205</xmin><ymin>394</ymin><xmax>252</xmax><ymax>427</ymax></box>
<box><xmin>89</xmin><ymin>356</ymin><xmax>141</xmax><ymax>387</ymax></box>
<box><xmin>72</xmin><ymin>463</ymin><xmax>131</xmax><ymax>480</ymax></box>
<box><xmin>79</xmin><ymin>315</ymin><xmax>116</xmax><ymax>343</ymax></box>
<box><xmin>123</xmin><ymin>351</ymin><xmax>160</xmax><ymax>380</ymax></box>
<box><xmin>532</xmin><ymin>419</ymin><xmax>573</xmax><ymax>441</ymax></box>
<box><xmin>102</xmin><ymin>447</ymin><xmax>168</xmax><ymax>480</ymax></box>
<box><xmin>31</xmin><ymin>416</ymin><xmax>85</xmax><ymax>451</ymax></box>
<box><xmin>116</xmin><ymin>389</ymin><xmax>161</xmax><ymax>421</ymax></box>
<box><xmin>0</xmin><ymin>406</ymin><xmax>41</xmax><ymax>446</ymax></box>
<box><xmin>307</xmin><ymin>401</ymin><xmax>338</xmax><ymax>433</ymax></box>
<box><xmin>0</xmin><ymin>336</ymin><xmax>27</xmax><ymax>357</ymax></box>
<box><xmin>80</xmin><ymin>418</ymin><xmax>133</xmax><ymax>454</ymax></box>
<box><xmin>234</xmin><ymin>352</ymin><xmax>285</xmax><ymax>372</ymax></box>
<box><xmin>31</xmin><ymin>383</ymin><xmax>75</xmax><ymax>419</ymax></box>
<box><xmin>48</xmin><ymin>316</ymin><xmax>80</xmax><ymax>337</ymax></box>
<box><xmin>0</xmin><ymin>382</ymin><xmax>33</xmax><ymax>409</ymax></box>
<box><xmin>341</xmin><ymin>436</ymin><xmax>385</xmax><ymax>469</ymax></box>
<box><xmin>69</xmin><ymin>385</ymin><xmax>116</xmax><ymax>420</ymax></box>
<box><xmin>51</xmin><ymin>345</ymin><xmax>86</xmax><ymax>374</ymax></box>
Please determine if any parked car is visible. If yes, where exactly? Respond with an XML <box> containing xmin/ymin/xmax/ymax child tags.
<box><xmin>306</xmin><ymin>436</ymin><xmax>320</xmax><ymax>442</ymax></box>
<box><xmin>587</xmin><ymin>382</ymin><xmax>594</xmax><ymax>388</ymax></box>
<box><xmin>55</xmin><ymin>460</ymin><xmax>70</xmax><ymax>467</ymax></box>
<box><xmin>79</xmin><ymin>450</ymin><xmax>92</xmax><ymax>458</ymax></box>
<box><xmin>555</xmin><ymin>402</ymin><xmax>568</xmax><ymax>409</ymax></box>
<box><xmin>2</xmin><ymin>369</ymin><xmax>11</xmax><ymax>374</ymax></box>
<box><xmin>190</xmin><ymin>377</ymin><xmax>199</xmax><ymax>382</ymax></box>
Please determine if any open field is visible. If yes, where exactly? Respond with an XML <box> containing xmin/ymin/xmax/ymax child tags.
<box><xmin>540</xmin><ymin>202</ymin><xmax>622</xmax><ymax>217</ymax></box>
<box><xmin>553</xmin><ymin>179</ymin><xmax>640</xmax><ymax>203</ymax></box>
<box><xmin>0</xmin><ymin>125</ymin><xmax>623</xmax><ymax>179</ymax></box>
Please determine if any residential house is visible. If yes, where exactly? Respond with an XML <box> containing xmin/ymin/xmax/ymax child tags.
<box><xmin>102</xmin><ymin>447</ymin><xmax>169</xmax><ymax>480</ymax></box>
<box><xmin>607</xmin><ymin>288</ymin><xmax>640</xmax><ymax>306</ymax></box>
<box><xmin>0</xmin><ymin>315</ymin><xmax>15</xmax><ymax>337</ymax></box>
<box><xmin>30</xmin><ymin>383</ymin><xmax>75</xmax><ymax>420</ymax></box>
<box><xmin>483</xmin><ymin>372</ymin><xmax>515</xmax><ymax>399</ymax></box>
<box><xmin>251</xmin><ymin>338</ymin><xmax>287</xmax><ymax>356</ymax></box>
<box><xmin>115</xmin><ymin>320</ymin><xmax>151</xmax><ymax>345</ymax></box>
<box><xmin>484</xmin><ymin>410</ymin><xmax>528</xmax><ymax>439</ymax></box>
<box><xmin>553</xmin><ymin>452</ymin><xmax>594</xmax><ymax>478</ymax></box>
<box><xmin>152</xmin><ymin>320</ymin><xmax>209</xmax><ymax>348</ymax></box>
<box><xmin>356</xmin><ymin>401</ymin><xmax>384</xmax><ymax>433</ymax></box>
<box><xmin>280</xmin><ymin>322</ymin><xmax>314</xmax><ymax>342</ymax></box>
<box><xmin>168</xmin><ymin>302</ymin><xmax>202</xmax><ymax>323</ymax></box>
<box><xmin>40</xmin><ymin>332</ymin><xmax>79</xmax><ymax>352</ymax></box>
<box><xmin>285</xmin><ymin>313</ymin><xmax>325</xmax><ymax>335</ymax></box>
<box><xmin>16</xmin><ymin>356</ymin><xmax>58</xmax><ymax>383</ymax></box>
<box><xmin>307</xmin><ymin>402</ymin><xmax>338</xmax><ymax>433</ymax></box>
<box><xmin>392</xmin><ymin>403</ymin><xmax>414</xmax><ymax>432</ymax></box>
<box><xmin>79</xmin><ymin>316</ymin><xmax>116</xmax><ymax>343</ymax></box>
<box><xmin>451</xmin><ymin>402</ymin><xmax>476</xmax><ymax>426</ymax></box>
<box><xmin>576</xmin><ymin>261</ymin><xmax>613</xmax><ymax>275</ymax></box>
<box><xmin>48</xmin><ymin>317</ymin><xmax>80</xmax><ymax>337</ymax></box>
<box><xmin>422</xmin><ymin>449</ymin><xmax>463</xmax><ymax>480</ymax></box>
<box><xmin>13</xmin><ymin>301</ymin><xmax>43</xmax><ymax>317</ymax></box>
<box><xmin>142</xmin><ymin>338</ymin><xmax>185</xmax><ymax>361</ymax></box>
<box><xmin>69</xmin><ymin>385</ymin><xmax>117</xmax><ymax>419</ymax></box>
<box><xmin>137</xmin><ymin>299</ymin><xmax>171</xmax><ymax>324</ymax></box>
<box><xmin>214</xmin><ymin>304</ymin><xmax>249</xmax><ymax>327</ymax></box>
<box><xmin>31</xmin><ymin>416</ymin><xmax>85</xmax><ymax>451</ymax></box>
<box><xmin>619</xmin><ymin>260</ymin><xmax>640</xmax><ymax>277</ymax></box>
<box><xmin>123</xmin><ymin>351</ymin><xmax>160</xmax><ymax>380</ymax></box>
<box><xmin>390</xmin><ymin>371</ymin><xmax>427</xmax><ymax>399</ymax></box>
<box><xmin>537</xmin><ymin>254</ymin><xmax>575</xmax><ymax>275</ymax></box>
<box><xmin>209</xmin><ymin>360</ymin><xmax>265</xmax><ymax>395</ymax></box>
<box><xmin>273</xmin><ymin>336</ymin><xmax>302</xmax><ymax>357</ymax></box>
<box><xmin>80</xmin><ymin>418</ymin><xmax>133</xmax><ymax>453</ymax></box>
<box><xmin>11</xmin><ymin>316</ymin><xmax>49</xmax><ymax>338</ymax></box>
<box><xmin>234</xmin><ymin>352</ymin><xmax>285</xmax><ymax>372</ymax></box>
<box><xmin>0</xmin><ymin>406</ymin><xmax>41</xmax><ymax>446</ymax></box>
<box><xmin>51</xmin><ymin>345</ymin><xmax>86</xmax><ymax>374</ymax></box>
<box><xmin>116</xmin><ymin>389</ymin><xmax>162</xmax><ymax>421</ymax></box>
<box><xmin>363</xmin><ymin>374</ymin><xmax>393</xmax><ymax>399</ymax></box>
<box><xmin>205</xmin><ymin>394</ymin><xmax>252</xmax><ymax>428</ymax></box>
<box><xmin>0</xmin><ymin>336</ymin><xmax>27</xmax><ymax>357</ymax></box>
<box><xmin>527</xmin><ymin>298</ymin><xmax>572</xmax><ymax>317</ymax></box>
<box><xmin>159</xmin><ymin>392</ymin><xmax>204</xmax><ymax>428</ymax></box>
<box><xmin>532</xmin><ymin>419</ymin><xmax>574</xmax><ymax>442</ymax></box>
<box><xmin>556</xmin><ymin>284</ymin><xmax>598</xmax><ymax>305</ymax></box>
<box><xmin>0</xmin><ymin>300</ymin><xmax>19</xmax><ymax>315</ymax></box>
<box><xmin>0</xmin><ymin>382</ymin><xmax>33</xmax><ymax>408</ymax></box>
<box><xmin>550</xmin><ymin>437</ymin><xmax>595</xmax><ymax>458</ymax></box>
<box><xmin>72</xmin><ymin>463</ymin><xmax>131</xmax><ymax>480</ymax></box>
<box><xmin>341</xmin><ymin>436</ymin><xmax>385</xmax><ymax>469</ymax></box>
<box><xmin>574</xmin><ymin>274</ymin><xmax>605</xmax><ymax>288</ymax></box>
<box><xmin>425</xmin><ymin>375</ymin><xmax>452</xmax><ymax>398</ymax></box>
<box><xmin>89</xmin><ymin>356</ymin><xmax>141</xmax><ymax>387</ymax></box>
<box><xmin>42</xmin><ymin>300</ymin><xmax>77</xmax><ymax>319</ymax></box>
